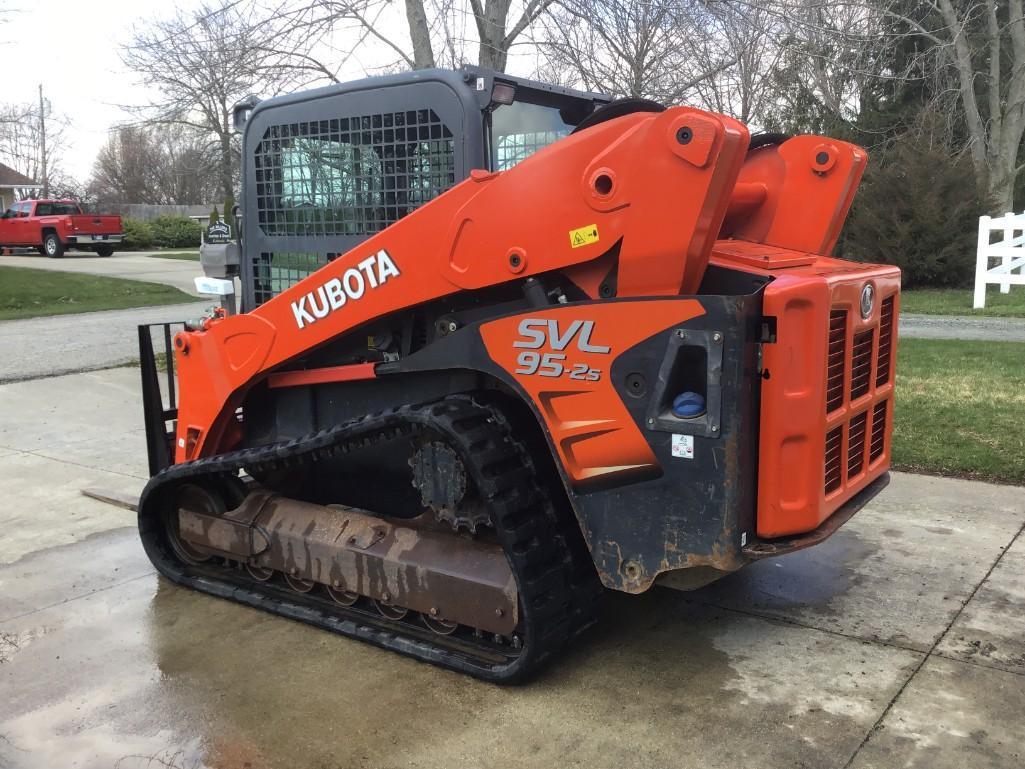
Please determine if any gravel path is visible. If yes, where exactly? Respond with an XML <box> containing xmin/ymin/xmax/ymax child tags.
<box><xmin>0</xmin><ymin>301</ymin><xmax>210</xmax><ymax>382</ymax></box>
<box><xmin>900</xmin><ymin>313</ymin><xmax>1025</xmax><ymax>342</ymax></box>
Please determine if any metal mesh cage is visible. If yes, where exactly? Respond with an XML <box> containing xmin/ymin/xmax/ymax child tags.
<box><xmin>252</xmin><ymin>251</ymin><xmax>334</xmax><ymax>305</ymax></box>
<box><xmin>494</xmin><ymin>129</ymin><xmax>569</xmax><ymax>170</ymax></box>
<box><xmin>254</xmin><ymin>110</ymin><xmax>456</xmax><ymax>238</ymax></box>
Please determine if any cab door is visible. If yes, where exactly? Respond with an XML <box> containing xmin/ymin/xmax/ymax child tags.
<box><xmin>12</xmin><ymin>201</ymin><xmax>33</xmax><ymax>244</ymax></box>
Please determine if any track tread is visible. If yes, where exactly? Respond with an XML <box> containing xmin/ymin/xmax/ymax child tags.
<box><xmin>138</xmin><ymin>395</ymin><xmax>600</xmax><ymax>682</ymax></box>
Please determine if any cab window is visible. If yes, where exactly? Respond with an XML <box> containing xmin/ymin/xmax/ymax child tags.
<box><xmin>35</xmin><ymin>203</ymin><xmax>52</xmax><ymax>216</ymax></box>
<box><xmin>489</xmin><ymin>100</ymin><xmax>576</xmax><ymax>170</ymax></box>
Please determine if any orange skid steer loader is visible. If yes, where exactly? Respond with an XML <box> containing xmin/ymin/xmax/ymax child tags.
<box><xmin>137</xmin><ymin>68</ymin><xmax>899</xmax><ymax>682</ymax></box>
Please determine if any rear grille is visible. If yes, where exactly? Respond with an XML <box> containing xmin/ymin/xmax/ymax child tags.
<box><xmin>876</xmin><ymin>296</ymin><xmax>894</xmax><ymax>386</ymax></box>
<box><xmin>870</xmin><ymin>401</ymin><xmax>887</xmax><ymax>461</ymax></box>
<box><xmin>850</xmin><ymin>330</ymin><xmax>874</xmax><ymax>400</ymax></box>
<box><xmin>822</xmin><ymin>292</ymin><xmax>895</xmax><ymax>496</ymax></box>
<box><xmin>825</xmin><ymin>427</ymin><xmax>843</xmax><ymax>493</ymax></box>
<box><xmin>847</xmin><ymin>411</ymin><xmax>867</xmax><ymax>477</ymax></box>
<box><xmin>826</xmin><ymin>310</ymin><xmax>847</xmax><ymax>413</ymax></box>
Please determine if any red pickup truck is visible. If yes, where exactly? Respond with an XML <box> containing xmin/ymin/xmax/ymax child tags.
<box><xmin>0</xmin><ymin>199</ymin><xmax>123</xmax><ymax>257</ymax></box>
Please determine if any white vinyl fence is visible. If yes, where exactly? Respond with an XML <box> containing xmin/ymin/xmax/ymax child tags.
<box><xmin>975</xmin><ymin>212</ymin><xmax>1025</xmax><ymax>308</ymax></box>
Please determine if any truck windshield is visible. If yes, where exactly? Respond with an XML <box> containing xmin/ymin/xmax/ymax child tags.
<box><xmin>489</xmin><ymin>100</ymin><xmax>577</xmax><ymax>170</ymax></box>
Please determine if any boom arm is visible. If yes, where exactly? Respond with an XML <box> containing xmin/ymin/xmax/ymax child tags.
<box><xmin>172</xmin><ymin>105</ymin><xmax>751</xmax><ymax>462</ymax></box>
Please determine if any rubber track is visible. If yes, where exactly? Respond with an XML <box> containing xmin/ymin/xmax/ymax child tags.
<box><xmin>137</xmin><ymin>395</ymin><xmax>598</xmax><ymax>683</ymax></box>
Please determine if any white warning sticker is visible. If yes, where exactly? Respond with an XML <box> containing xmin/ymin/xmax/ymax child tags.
<box><xmin>671</xmin><ymin>434</ymin><xmax>694</xmax><ymax>459</ymax></box>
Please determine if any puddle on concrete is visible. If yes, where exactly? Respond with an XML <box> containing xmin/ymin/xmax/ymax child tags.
<box><xmin>700</xmin><ymin>528</ymin><xmax>878</xmax><ymax>613</ymax></box>
<box><xmin>0</xmin><ymin>568</ymin><xmax>921</xmax><ymax>769</ymax></box>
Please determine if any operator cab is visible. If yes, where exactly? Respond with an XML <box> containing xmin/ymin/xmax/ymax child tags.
<box><xmin>231</xmin><ymin>67</ymin><xmax>609</xmax><ymax>311</ymax></box>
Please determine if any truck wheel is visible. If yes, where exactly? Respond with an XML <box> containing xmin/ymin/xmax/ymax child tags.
<box><xmin>42</xmin><ymin>233</ymin><xmax>64</xmax><ymax>258</ymax></box>
<box><xmin>95</xmin><ymin>245</ymin><xmax>114</xmax><ymax>257</ymax></box>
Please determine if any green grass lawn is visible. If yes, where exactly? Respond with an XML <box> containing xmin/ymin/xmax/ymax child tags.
<box><xmin>0</xmin><ymin>266</ymin><xmax>194</xmax><ymax>320</ymax></box>
<box><xmin>143</xmin><ymin>251</ymin><xmax>200</xmax><ymax>261</ymax></box>
<box><xmin>900</xmin><ymin>287</ymin><xmax>1025</xmax><ymax>317</ymax></box>
<box><xmin>893</xmin><ymin>338</ymin><xmax>1025</xmax><ymax>484</ymax></box>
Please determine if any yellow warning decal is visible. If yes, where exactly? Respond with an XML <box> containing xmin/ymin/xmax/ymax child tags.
<box><xmin>569</xmin><ymin>224</ymin><xmax>599</xmax><ymax>249</ymax></box>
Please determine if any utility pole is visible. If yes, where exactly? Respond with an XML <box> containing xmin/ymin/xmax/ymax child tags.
<box><xmin>38</xmin><ymin>84</ymin><xmax>48</xmax><ymax>198</ymax></box>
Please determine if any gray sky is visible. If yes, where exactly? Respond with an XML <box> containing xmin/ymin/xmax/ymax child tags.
<box><xmin>2</xmin><ymin>0</ymin><xmax>172</xmax><ymax>180</ymax></box>
<box><xmin>1</xmin><ymin>0</ymin><xmax>542</xmax><ymax>184</ymax></box>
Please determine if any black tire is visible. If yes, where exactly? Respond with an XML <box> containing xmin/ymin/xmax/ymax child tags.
<box><xmin>42</xmin><ymin>232</ymin><xmax>63</xmax><ymax>258</ymax></box>
<box><xmin>95</xmin><ymin>245</ymin><xmax>114</xmax><ymax>257</ymax></box>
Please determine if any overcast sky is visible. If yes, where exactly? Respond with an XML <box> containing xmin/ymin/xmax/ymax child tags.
<box><xmin>0</xmin><ymin>0</ymin><xmax>429</xmax><ymax>182</ymax></box>
<box><xmin>1</xmin><ymin>0</ymin><xmax>173</xmax><ymax>180</ymax></box>
<box><xmin>1</xmin><ymin>0</ymin><xmax>545</xmax><ymax>185</ymax></box>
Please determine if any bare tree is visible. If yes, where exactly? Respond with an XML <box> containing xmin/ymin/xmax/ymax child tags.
<box><xmin>689</xmin><ymin>3</ymin><xmax>785</xmax><ymax>124</ymax></box>
<box><xmin>766</xmin><ymin>0</ymin><xmax>1025</xmax><ymax>211</ymax></box>
<box><xmin>537</xmin><ymin>0</ymin><xmax>739</xmax><ymax>104</ymax></box>
<box><xmin>0</xmin><ymin>98</ymin><xmax>69</xmax><ymax>192</ymax></box>
<box><xmin>88</xmin><ymin>125</ymin><xmax>220</xmax><ymax>207</ymax></box>
<box><xmin>907</xmin><ymin>0</ymin><xmax>1025</xmax><ymax>211</ymax></box>
<box><xmin>121</xmin><ymin>0</ymin><xmax>316</xmax><ymax>199</ymax></box>
<box><xmin>268</xmin><ymin>0</ymin><xmax>556</xmax><ymax>74</ymax></box>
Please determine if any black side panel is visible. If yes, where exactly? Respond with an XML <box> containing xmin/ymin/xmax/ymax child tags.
<box><xmin>380</xmin><ymin>294</ymin><xmax>763</xmax><ymax>593</ymax></box>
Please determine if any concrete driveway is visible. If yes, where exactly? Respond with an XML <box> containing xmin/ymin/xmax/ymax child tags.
<box><xmin>1</xmin><ymin>367</ymin><xmax>1023</xmax><ymax>769</ymax></box>
<box><xmin>1</xmin><ymin>250</ymin><xmax>202</xmax><ymax>296</ymax></box>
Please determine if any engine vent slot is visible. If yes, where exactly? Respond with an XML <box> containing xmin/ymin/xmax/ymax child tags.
<box><xmin>850</xmin><ymin>329</ymin><xmax>874</xmax><ymax>401</ymax></box>
<box><xmin>826</xmin><ymin>310</ymin><xmax>847</xmax><ymax>413</ymax></box>
<box><xmin>847</xmin><ymin>411</ymin><xmax>867</xmax><ymax>478</ymax></box>
<box><xmin>876</xmin><ymin>296</ymin><xmax>894</xmax><ymax>386</ymax></box>
<box><xmin>825</xmin><ymin>426</ymin><xmax>843</xmax><ymax>494</ymax></box>
<box><xmin>870</xmin><ymin>400</ymin><xmax>887</xmax><ymax>462</ymax></box>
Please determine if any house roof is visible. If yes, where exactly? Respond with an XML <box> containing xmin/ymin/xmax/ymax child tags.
<box><xmin>0</xmin><ymin>162</ymin><xmax>40</xmax><ymax>188</ymax></box>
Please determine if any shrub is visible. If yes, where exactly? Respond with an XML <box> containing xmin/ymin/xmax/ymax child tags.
<box><xmin>149</xmin><ymin>215</ymin><xmax>202</xmax><ymax>249</ymax></box>
<box><xmin>841</xmin><ymin>138</ymin><xmax>993</xmax><ymax>288</ymax></box>
<box><xmin>121</xmin><ymin>218</ymin><xmax>154</xmax><ymax>250</ymax></box>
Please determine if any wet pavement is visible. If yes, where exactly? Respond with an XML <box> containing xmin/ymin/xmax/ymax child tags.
<box><xmin>1</xmin><ymin>367</ymin><xmax>1024</xmax><ymax>769</ymax></box>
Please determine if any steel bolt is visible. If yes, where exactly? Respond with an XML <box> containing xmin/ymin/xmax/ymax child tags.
<box><xmin>711</xmin><ymin>425</ymin><xmax>719</xmax><ymax>433</ymax></box>
<box><xmin>430</xmin><ymin>607</ymin><xmax>439</xmax><ymax>616</ymax></box>
<box><xmin>713</xmin><ymin>332</ymin><xmax>722</xmax><ymax>343</ymax></box>
<box><xmin>447</xmin><ymin>321</ymin><xmax>458</xmax><ymax>333</ymax></box>
<box><xmin>382</xmin><ymin>592</ymin><xmax>391</xmax><ymax>602</ymax></box>
<box><xmin>495</xmin><ymin>608</ymin><xmax>504</xmax><ymax>617</ymax></box>
<box><xmin>332</xmin><ymin>579</ymin><xmax>340</xmax><ymax>588</ymax></box>
<box><xmin>675</xmin><ymin>329</ymin><xmax>687</xmax><ymax>339</ymax></box>
<box><xmin>647</xmin><ymin>418</ymin><xmax>655</xmax><ymax>426</ymax></box>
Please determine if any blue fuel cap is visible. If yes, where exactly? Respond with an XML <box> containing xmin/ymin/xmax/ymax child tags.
<box><xmin>672</xmin><ymin>391</ymin><xmax>706</xmax><ymax>418</ymax></box>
